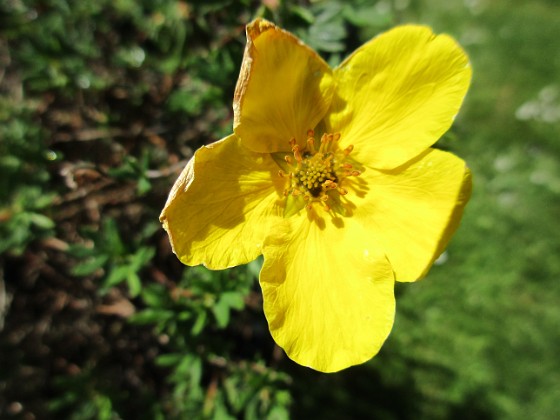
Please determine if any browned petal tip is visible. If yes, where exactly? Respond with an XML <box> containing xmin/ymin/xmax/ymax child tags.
<box><xmin>246</xmin><ymin>18</ymin><xmax>276</xmax><ymax>39</ymax></box>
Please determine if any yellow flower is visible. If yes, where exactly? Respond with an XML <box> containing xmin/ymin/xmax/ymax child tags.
<box><xmin>160</xmin><ymin>19</ymin><xmax>472</xmax><ymax>373</ymax></box>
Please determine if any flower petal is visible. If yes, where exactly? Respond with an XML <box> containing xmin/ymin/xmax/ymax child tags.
<box><xmin>328</xmin><ymin>25</ymin><xmax>472</xmax><ymax>169</ymax></box>
<box><xmin>432</xmin><ymin>166</ymin><xmax>472</xmax><ymax>265</ymax></box>
<box><xmin>354</xmin><ymin>148</ymin><xmax>472</xmax><ymax>282</ymax></box>
<box><xmin>160</xmin><ymin>135</ymin><xmax>284</xmax><ymax>269</ymax></box>
<box><xmin>234</xmin><ymin>18</ymin><xmax>334</xmax><ymax>153</ymax></box>
<box><xmin>260</xmin><ymin>212</ymin><xmax>395</xmax><ymax>372</ymax></box>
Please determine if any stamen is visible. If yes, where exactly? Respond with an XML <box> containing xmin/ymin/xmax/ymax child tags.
<box><xmin>318</xmin><ymin>134</ymin><xmax>328</xmax><ymax>153</ymax></box>
<box><xmin>307</xmin><ymin>137</ymin><xmax>316</xmax><ymax>154</ymax></box>
<box><xmin>323</xmin><ymin>180</ymin><xmax>337</xmax><ymax>189</ymax></box>
<box><xmin>279</xmin><ymin>130</ymin><xmax>362</xmax><ymax>215</ymax></box>
<box><xmin>293</xmin><ymin>145</ymin><xmax>302</xmax><ymax>163</ymax></box>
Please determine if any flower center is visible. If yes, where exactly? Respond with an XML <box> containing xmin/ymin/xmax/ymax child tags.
<box><xmin>279</xmin><ymin>129</ymin><xmax>360</xmax><ymax>213</ymax></box>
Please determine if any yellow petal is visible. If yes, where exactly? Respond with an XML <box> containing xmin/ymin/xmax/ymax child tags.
<box><xmin>160</xmin><ymin>135</ymin><xmax>284</xmax><ymax>269</ymax></box>
<box><xmin>431</xmin><ymin>166</ymin><xmax>472</xmax><ymax>271</ymax></box>
<box><xmin>354</xmin><ymin>148</ymin><xmax>471</xmax><ymax>282</ymax></box>
<box><xmin>260</xmin><ymin>212</ymin><xmax>395</xmax><ymax>373</ymax></box>
<box><xmin>234</xmin><ymin>18</ymin><xmax>334</xmax><ymax>153</ymax></box>
<box><xmin>328</xmin><ymin>25</ymin><xmax>471</xmax><ymax>169</ymax></box>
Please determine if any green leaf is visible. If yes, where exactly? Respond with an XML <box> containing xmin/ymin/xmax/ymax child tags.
<box><xmin>130</xmin><ymin>246</ymin><xmax>155</xmax><ymax>271</ymax></box>
<box><xmin>155</xmin><ymin>353</ymin><xmax>183</xmax><ymax>367</ymax></box>
<box><xmin>102</xmin><ymin>218</ymin><xmax>125</xmax><ymax>255</ymax></box>
<box><xmin>177</xmin><ymin>311</ymin><xmax>192</xmax><ymax>321</ymax></box>
<box><xmin>67</xmin><ymin>244</ymin><xmax>95</xmax><ymax>258</ymax></box>
<box><xmin>343</xmin><ymin>4</ymin><xmax>393</xmax><ymax>28</ymax></box>
<box><xmin>72</xmin><ymin>254</ymin><xmax>109</xmax><ymax>276</ymax></box>
<box><xmin>288</xmin><ymin>5</ymin><xmax>315</xmax><ymax>23</ymax></box>
<box><xmin>220</xmin><ymin>291</ymin><xmax>245</xmax><ymax>311</ymax></box>
<box><xmin>137</xmin><ymin>176</ymin><xmax>151</xmax><ymax>195</ymax></box>
<box><xmin>94</xmin><ymin>394</ymin><xmax>114</xmax><ymax>420</ymax></box>
<box><xmin>129</xmin><ymin>308</ymin><xmax>174</xmax><ymax>325</ymax></box>
<box><xmin>126</xmin><ymin>271</ymin><xmax>142</xmax><ymax>297</ymax></box>
<box><xmin>191</xmin><ymin>310</ymin><xmax>207</xmax><ymax>336</ymax></box>
<box><xmin>29</xmin><ymin>212</ymin><xmax>55</xmax><ymax>229</ymax></box>
<box><xmin>141</xmin><ymin>284</ymin><xmax>170</xmax><ymax>308</ymax></box>
<box><xmin>212</xmin><ymin>298</ymin><xmax>230</xmax><ymax>328</ymax></box>
<box><xmin>104</xmin><ymin>265</ymin><xmax>130</xmax><ymax>288</ymax></box>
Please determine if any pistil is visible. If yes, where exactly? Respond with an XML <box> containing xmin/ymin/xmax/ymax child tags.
<box><xmin>281</xmin><ymin>130</ymin><xmax>361</xmax><ymax>213</ymax></box>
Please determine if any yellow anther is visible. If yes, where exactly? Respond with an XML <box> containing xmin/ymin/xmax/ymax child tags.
<box><xmin>323</xmin><ymin>180</ymin><xmax>337</xmax><ymax>189</ymax></box>
<box><xmin>293</xmin><ymin>145</ymin><xmax>302</xmax><ymax>163</ymax></box>
<box><xmin>307</xmin><ymin>137</ymin><xmax>316</xmax><ymax>153</ymax></box>
<box><xmin>318</xmin><ymin>134</ymin><xmax>328</xmax><ymax>153</ymax></box>
<box><xmin>280</xmin><ymin>130</ymin><xmax>361</xmax><ymax>214</ymax></box>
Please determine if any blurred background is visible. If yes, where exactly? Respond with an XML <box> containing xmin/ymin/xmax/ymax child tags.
<box><xmin>1</xmin><ymin>0</ymin><xmax>559</xmax><ymax>418</ymax></box>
